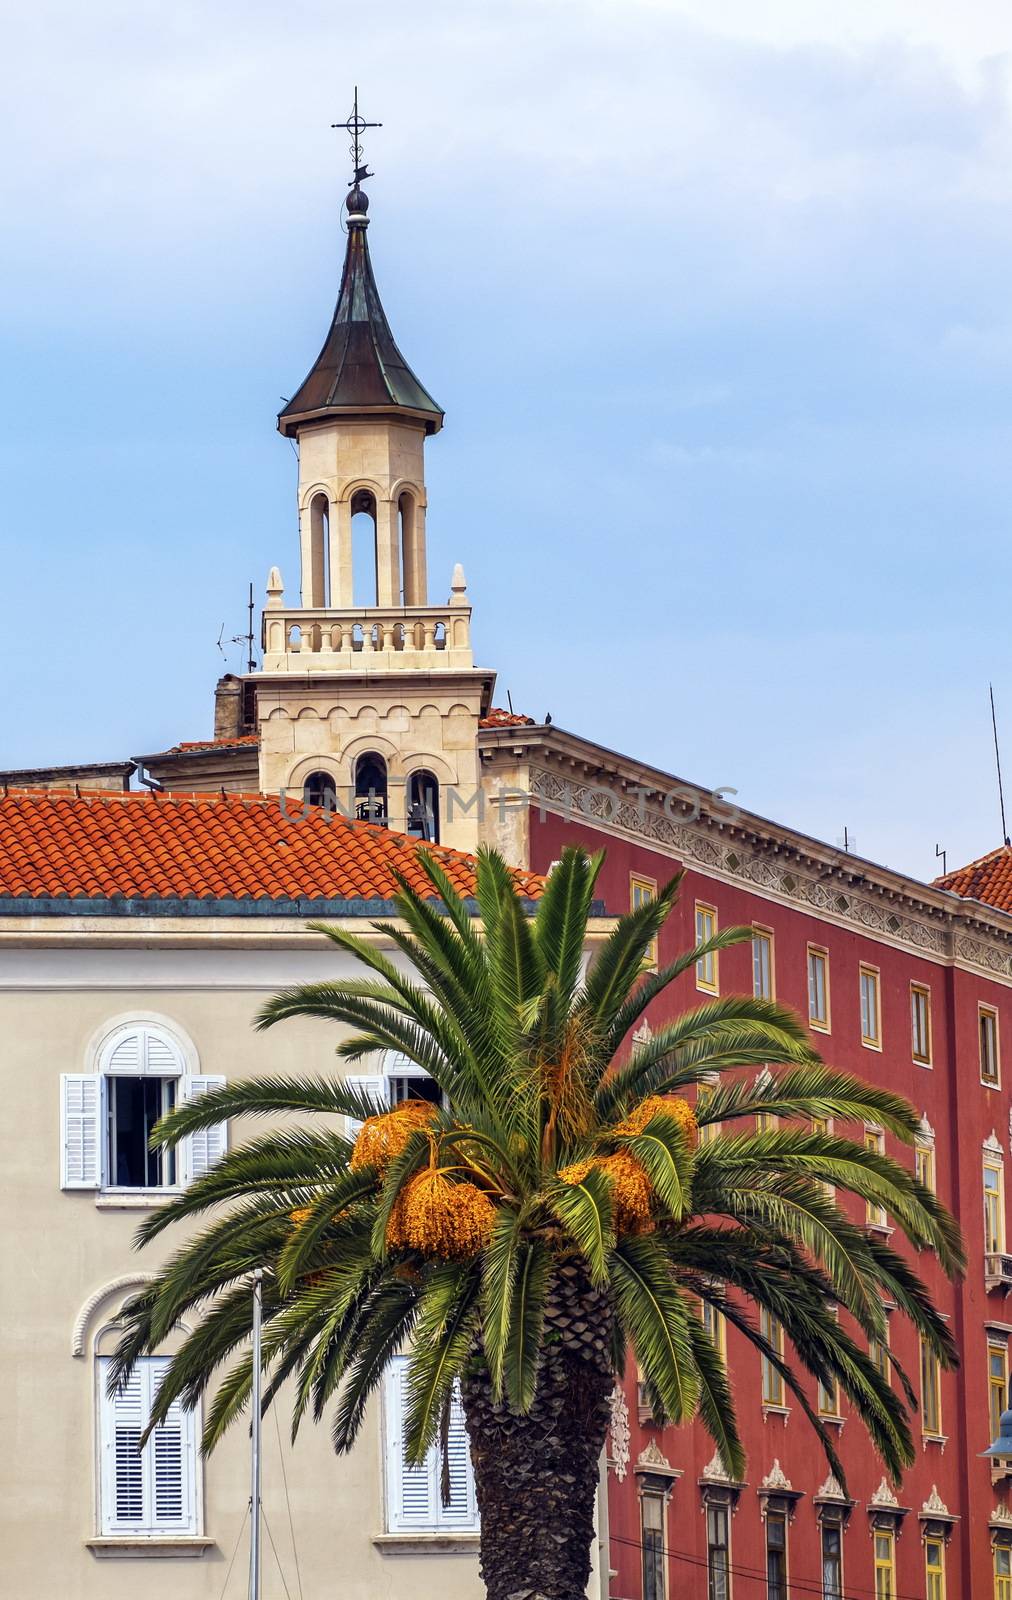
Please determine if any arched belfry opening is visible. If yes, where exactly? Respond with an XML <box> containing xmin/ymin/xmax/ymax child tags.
<box><xmin>407</xmin><ymin>769</ymin><xmax>439</xmax><ymax>843</ymax></box>
<box><xmin>309</xmin><ymin>493</ymin><xmax>330</xmax><ymax>607</ymax></box>
<box><xmin>351</xmin><ymin>489</ymin><xmax>379</xmax><ymax>607</ymax></box>
<box><xmin>303</xmin><ymin>770</ymin><xmax>337</xmax><ymax>810</ymax></box>
<box><xmin>399</xmin><ymin>491</ymin><xmax>426</xmax><ymax>606</ymax></box>
<box><xmin>354</xmin><ymin>752</ymin><xmax>388</xmax><ymax>825</ymax></box>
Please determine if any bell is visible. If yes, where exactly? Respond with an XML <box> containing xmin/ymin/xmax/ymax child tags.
<box><xmin>981</xmin><ymin>1407</ymin><xmax>1012</xmax><ymax>1459</ymax></box>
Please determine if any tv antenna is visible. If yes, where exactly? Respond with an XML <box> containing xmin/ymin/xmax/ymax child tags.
<box><xmin>935</xmin><ymin>842</ymin><xmax>947</xmax><ymax>876</ymax></box>
<box><xmin>836</xmin><ymin>826</ymin><xmax>856</xmax><ymax>854</ymax></box>
<box><xmin>990</xmin><ymin>683</ymin><xmax>1010</xmax><ymax>846</ymax></box>
<box><xmin>216</xmin><ymin>583</ymin><xmax>257</xmax><ymax>672</ymax></box>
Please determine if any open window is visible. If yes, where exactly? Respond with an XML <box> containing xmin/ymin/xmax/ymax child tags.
<box><xmin>303</xmin><ymin>770</ymin><xmax>337</xmax><ymax>811</ymax></box>
<box><xmin>61</xmin><ymin>1023</ymin><xmax>225</xmax><ymax>1193</ymax></box>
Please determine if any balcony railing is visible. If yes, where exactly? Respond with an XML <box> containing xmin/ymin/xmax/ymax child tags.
<box><xmin>261</xmin><ymin>603</ymin><xmax>473</xmax><ymax>674</ymax></box>
<box><xmin>985</xmin><ymin>1251</ymin><xmax>1012</xmax><ymax>1292</ymax></box>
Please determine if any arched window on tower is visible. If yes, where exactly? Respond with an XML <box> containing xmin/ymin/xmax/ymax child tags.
<box><xmin>303</xmin><ymin>771</ymin><xmax>337</xmax><ymax>811</ymax></box>
<box><xmin>309</xmin><ymin>493</ymin><xmax>330</xmax><ymax>607</ymax></box>
<box><xmin>399</xmin><ymin>492</ymin><xmax>417</xmax><ymax>606</ymax></box>
<box><xmin>355</xmin><ymin>752</ymin><xmax>388</xmax><ymax>825</ymax></box>
<box><xmin>407</xmin><ymin>769</ymin><xmax>439</xmax><ymax>844</ymax></box>
<box><xmin>351</xmin><ymin>489</ymin><xmax>378</xmax><ymax>607</ymax></box>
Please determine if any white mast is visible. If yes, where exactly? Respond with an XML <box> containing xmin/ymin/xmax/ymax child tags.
<box><xmin>248</xmin><ymin>1267</ymin><xmax>263</xmax><ymax>1600</ymax></box>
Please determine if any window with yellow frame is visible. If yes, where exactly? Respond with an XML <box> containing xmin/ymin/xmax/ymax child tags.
<box><xmin>869</xmin><ymin>1318</ymin><xmax>891</xmax><ymax>1385</ymax></box>
<box><xmin>985</xmin><ymin>1159</ymin><xmax>1007</xmax><ymax>1256</ymax></box>
<box><xmin>860</xmin><ymin>963</ymin><xmax>881</xmax><ymax>1048</ymax></box>
<box><xmin>752</xmin><ymin>927</ymin><xmax>773</xmax><ymax>1000</ymax></box>
<box><xmin>696</xmin><ymin>1082</ymin><xmax>719</xmax><ymax>1146</ymax></box>
<box><xmin>990</xmin><ymin>1341</ymin><xmax>1009</xmax><ymax>1449</ymax></box>
<box><xmin>981</xmin><ymin>1004</ymin><xmax>1001</xmax><ymax>1088</ymax></box>
<box><xmin>915</xmin><ymin>1136</ymin><xmax>936</xmax><ymax>1195</ymax></box>
<box><xmin>924</xmin><ymin>1535</ymin><xmax>946</xmax><ymax>1600</ymax></box>
<box><xmin>630</xmin><ymin>875</ymin><xmax>657</xmax><ymax>968</ymax></box>
<box><xmin>911</xmin><ymin>982</ymin><xmax>932</xmax><ymax>1066</ymax></box>
<box><xmin>996</xmin><ymin>1543</ymin><xmax>1012</xmax><ymax>1600</ymax></box>
<box><xmin>865</xmin><ymin>1129</ymin><xmax>887</xmax><ymax>1227</ymax></box>
<box><xmin>921</xmin><ymin>1337</ymin><xmax>943</xmax><ymax>1438</ymax></box>
<box><xmin>695</xmin><ymin>902</ymin><xmax>718</xmax><ymax>993</ymax></box>
<box><xmin>701</xmin><ymin>1297</ymin><xmax>727</xmax><ymax>1362</ymax></box>
<box><xmin>760</xmin><ymin>1308</ymin><xmax>785</xmax><ymax>1407</ymax></box>
<box><xmin>807</xmin><ymin>945</ymin><xmax>830</xmax><ymax>1031</ymax></box>
<box><xmin>873</xmin><ymin>1529</ymin><xmax>895</xmax><ymax>1599</ymax></box>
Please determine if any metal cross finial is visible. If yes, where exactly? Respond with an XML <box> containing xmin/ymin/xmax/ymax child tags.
<box><xmin>331</xmin><ymin>86</ymin><xmax>382</xmax><ymax>188</ymax></box>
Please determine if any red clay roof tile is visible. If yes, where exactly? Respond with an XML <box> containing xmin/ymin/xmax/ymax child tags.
<box><xmin>479</xmin><ymin>707</ymin><xmax>536</xmax><ymax>728</ymax></box>
<box><xmin>0</xmin><ymin>789</ymin><xmax>544</xmax><ymax>905</ymax></box>
<box><xmin>935</xmin><ymin>844</ymin><xmax>1012</xmax><ymax>914</ymax></box>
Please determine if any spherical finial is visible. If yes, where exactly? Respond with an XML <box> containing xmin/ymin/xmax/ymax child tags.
<box><xmin>346</xmin><ymin>185</ymin><xmax>369</xmax><ymax>216</ymax></box>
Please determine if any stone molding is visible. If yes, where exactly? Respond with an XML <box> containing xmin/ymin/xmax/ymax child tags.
<box><xmin>608</xmin><ymin>1385</ymin><xmax>631</xmax><ymax>1482</ymax></box>
<box><xmin>528</xmin><ymin>766</ymin><xmax>1012</xmax><ymax>978</ymax></box>
<box><xmin>72</xmin><ymin>1273</ymin><xmax>158</xmax><ymax>1357</ymax></box>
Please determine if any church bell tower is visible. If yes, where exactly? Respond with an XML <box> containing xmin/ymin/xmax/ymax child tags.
<box><xmin>255</xmin><ymin>138</ymin><xmax>495</xmax><ymax>853</ymax></box>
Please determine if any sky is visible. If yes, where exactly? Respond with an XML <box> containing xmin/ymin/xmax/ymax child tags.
<box><xmin>2</xmin><ymin>0</ymin><xmax>1012</xmax><ymax>881</ymax></box>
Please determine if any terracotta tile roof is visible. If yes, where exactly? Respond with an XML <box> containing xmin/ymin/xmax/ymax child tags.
<box><xmin>0</xmin><ymin>788</ymin><xmax>545</xmax><ymax>905</ymax></box>
<box><xmin>935</xmin><ymin>844</ymin><xmax>1012</xmax><ymax>914</ymax></box>
<box><xmin>480</xmin><ymin>707</ymin><xmax>536</xmax><ymax>728</ymax></box>
<box><xmin>171</xmin><ymin>736</ymin><xmax>261</xmax><ymax>753</ymax></box>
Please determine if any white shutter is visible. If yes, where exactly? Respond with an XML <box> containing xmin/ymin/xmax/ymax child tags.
<box><xmin>145</xmin><ymin>1030</ymin><xmax>180</xmax><ymax>1074</ymax></box>
<box><xmin>61</xmin><ymin>1073</ymin><xmax>102</xmax><ymax>1189</ymax></box>
<box><xmin>345</xmin><ymin>1073</ymin><xmax>387</xmax><ymax>1140</ymax></box>
<box><xmin>178</xmin><ymin>1075</ymin><xmax>227</xmax><ymax>1184</ymax></box>
<box><xmin>385</xmin><ymin>1359</ymin><xmax>434</xmax><ymax>1530</ymax></box>
<box><xmin>107</xmin><ymin>1030</ymin><xmax>144</xmax><ymax>1075</ymax></box>
<box><xmin>102</xmin><ymin>1366</ymin><xmax>145</xmax><ymax>1530</ymax></box>
<box><xmin>99</xmin><ymin>1358</ymin><xmax>197</xmax><ymax>1536</ymax></box>
<box><xmin>440</xmin><ymin>1387</ymin><xmax>477</xmax><ymax>1526</ymax></box>
<box><xmin>384</xmin><ymin>1359</ymin><xmax>478</xmax><ymax>1532</ymax></box>
<box><xmin>150</xmin><ymin>1362</ymin><xmax>195</xmax><ymax>1532</ymax></box>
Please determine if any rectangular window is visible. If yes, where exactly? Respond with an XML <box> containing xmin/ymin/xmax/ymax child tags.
<box><xmin>765</xmin><ymin>1510</ymin><xmax>787</xmax><ymax>1600</ymax></box>
<box><xmin>818</xmin><ymin>1374</ymin><xmax>840</xmax><ymax>1418</ymax></box>
<box><xmin>915</xmin><ymin>1140</ymin><xmax>936</xmax><ymax>1194</ymax></box>
<box><xmin>98</xmin><ymin>1356</ymin><xmax>197</xmax><ymax>1535</ymax></box>
<box><xmin>696</xmin><ymin>1083</ymin><xmax>719</xmax><ymax>1146</ymax></box>
<box><xmin>61</xmin><ymin>1067</ymin><xmax>225</xmax><ymax>1193</ymax></box>
<box><xmin>991</xmin><ymin>1342</ymin><xmax>1009</xmax><ymax>1448</ymax></box>
<box><xmin>985</xmin><ymin>1162</ymin><xmax>1007</xmax><ymax>1256</ymax></box>
<box><xmin>631</xmin><ymin>875</ymin><xmax>658</xmax><ymax>969</ymax></box>
<box><xmin>911</xmin><ymin>983</ymin><xmax>932</xmax><ymax>1065</ymax></box>
<box><xmin>760</xmin><ymin>1309</ymin><xmax>785</xmax><ymax>1407</ymax></box>
<box><xmin>641</xmin><ymin>1491</ymin><xmax>666</xmax><ymax>1600</ymax></box>
<box><xmin>702</xmin><ymin>1299</ymin><xmax>727</xmax><ymax>1362</ymax></box>
<box><xmin>982</xmin><ymin>1005</ymin><xmax>1001</xmax><ymax>1087</ymax></box>
<box><xmin>753</xmin><ymin>928</ymin><xmax>774</xmax><ymax>1000</ymax></box>
<box><xmin>384</xmin><ymin>1358</ymin><xmax>478</xmax><ymax>1531</ymax></box>
<box><xmin>812</xmin><ymin>1116</ymin><xmax>835</xmax><ymax>1198</ymax></box>
<box><xmin>860</xmin><ymin>965</ymin><xmax>881</xmax><ymax>1048</ymax></box>
<box><xmin>870</xmin><ymin>1322</ymin><xmax>891</xmax><ymax>1385</ymax></box>
<box><xmin>996</xmin><ymin>1545</ymin><xmax>1012</xmax><ymax>1600</ymax></box>
<box><xmin>921</xmin><ymin>1338</ymin><xmax>943</xmax><ymax>1437</ymax></box>
<box><xmin>706</xmin><ymin>1503</ymin><xmax>730</xmax><ymax>1600</ymax></box>
<box><xmin>865</xmin><ymin>1130</ymin><xmax>887</xmax><ymax>1227</ymax></box>
<box><xmin>925</xmin><ymin>1536</ymin><xmax>946</xmax><ymax>1600</ymax></box>
<box><xmin>821</xmin><ymin>1522</ymin><xmax>843</xmax><ymax>1600</ymax></box>
<box><xmin>696</xmin><ymin>904</ymin><xmax>718</xmax><ymax>993</ymax></box>
<box><xmin>874</xmin><ymin>1529</ymin><xmax>895</xmax><ymax>1600</ymax></box>
<box><xmin>808</xmin><ymin>946</ymin><xmax>830</xmax><ymax>1031</ymax></box>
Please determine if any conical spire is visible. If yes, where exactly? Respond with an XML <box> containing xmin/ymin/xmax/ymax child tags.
<box><xmin>278</xmin><ymin>186</ymin><xmax>443</xmax><ymax>437</ymax></box>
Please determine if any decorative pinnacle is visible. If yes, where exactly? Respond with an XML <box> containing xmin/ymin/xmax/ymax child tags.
<box><xmin>332</xmin><ymin>87</ymin><xmax>381</xmax><ymax>216</ymax></box>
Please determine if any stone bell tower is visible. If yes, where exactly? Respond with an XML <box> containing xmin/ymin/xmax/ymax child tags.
<box><xmin>255</xmin><ymin>173</ymin><xmax>495</xmax><ymax>854</ymax></box>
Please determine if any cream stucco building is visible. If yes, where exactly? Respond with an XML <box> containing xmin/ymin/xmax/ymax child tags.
<box><xmin>0</xmin><ymin>164</ymin><xmax>611</xmax><ymax>1600</ymax></box>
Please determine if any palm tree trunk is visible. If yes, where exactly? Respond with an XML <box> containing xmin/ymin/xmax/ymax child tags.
<box><xmin>461</xmin><ymin>1261</ymin><xmax>614</xmax><ymax>1600</ymax></box>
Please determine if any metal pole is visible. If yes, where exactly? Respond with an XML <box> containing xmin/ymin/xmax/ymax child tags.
<box><xmin>248</xmin><ymin>1268</ymin><xmax>263</xmax><ymax>1600</ymax></box>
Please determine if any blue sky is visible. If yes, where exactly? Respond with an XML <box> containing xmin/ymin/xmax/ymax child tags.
<box><xmin>3</xmin><ymin>0</ymin><xmax>1012</xmax><ymax>880</ymax></box>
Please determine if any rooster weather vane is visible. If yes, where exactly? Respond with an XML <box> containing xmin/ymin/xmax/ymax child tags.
<box><xmin>332</xmin><ymin>87</ymin><xmax>382</xmax><ymax>190</ymax></box>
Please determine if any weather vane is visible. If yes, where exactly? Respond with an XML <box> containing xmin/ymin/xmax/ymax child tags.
<box><xmin>332</xmin><ymin>86</ymin><xmax>381</xmax><ymax>189</ymax></box>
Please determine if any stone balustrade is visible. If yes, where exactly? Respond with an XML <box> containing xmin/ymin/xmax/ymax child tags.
<box><xmin>261</xmin><ymin>603</ymin><xmax>473</xmax><ymax>674</ymax></box>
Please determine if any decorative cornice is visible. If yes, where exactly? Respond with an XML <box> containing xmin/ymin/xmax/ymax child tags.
<box><xmin>526</xmin><ymin>764</ymin><xmax>1012</xmax><ymax>978</ymax></box>
<box><xmin>985</xmin><ymin>1130</ymin><xmax>1004</xmax><ymax>1158</ymax></box>
<box><xmin>72</xmin><ymin>1272</ymin><xmax>158</xmax><ymax>1357</ymax></box>
<box><xmin>700</xmin><ymin>1450</ymin><xmax>734</xmax><ymax>1484</ymax></box>
<box><xmin>608</xmin><ymin>1385</ymin><xmax>630</xmax><ymax>1482</ymax></box>
<box><xmin>991</xmin><ymin>1505</ymin><xmax>1012</xmax><ymax>1527</ymax></box>
<box><xmin>920</xmin><ymin>1486</ymin><xmax>955</xmax><ymax>1521</ymax></box>
<box><xmin>760</xmin><ymin>1460</ymin><xmax>793</xmax><ymax>1492</ymax></box>
<box><xmin>870</xmin><ymin>1479</ymin><xmax>899</xmax><ymax>1509</ymax></box>
<box><xmin>815</xmin><ymin>1474</ymin><xmax>847</xmax><ymax>1502</ymax></box>
<box><xmin>635</xmin><ymin>1439</ymin><xmax>681</xmax><ymax>1481</ymax></box>
<box><xmin>917</xmin><ymin>1115</ymin><xmax>936</xmax><ymax>1146</ymax></box>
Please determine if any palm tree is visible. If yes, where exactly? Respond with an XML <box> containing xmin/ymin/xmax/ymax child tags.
<box><xmin>112</xmin><ymin>846</ymin><xmax>963</xmax><ymax>1600</ymax></box>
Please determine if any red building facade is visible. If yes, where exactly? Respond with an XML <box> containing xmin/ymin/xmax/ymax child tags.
<box><xmin>477</xmin><ymin>722</ymin><xmax>1012</xmax><ymax>1600</ymax></box>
